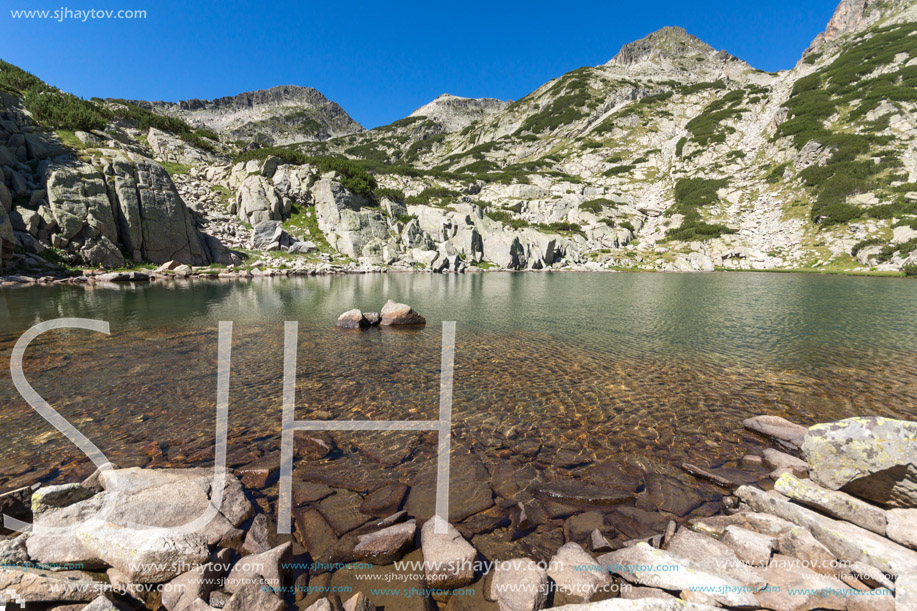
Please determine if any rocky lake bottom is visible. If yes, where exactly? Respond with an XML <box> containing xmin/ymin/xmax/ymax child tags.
<box><xmin>1</xmin><ymin>271</ymin><xmax>916</xmax><ymax>606</ymax></box>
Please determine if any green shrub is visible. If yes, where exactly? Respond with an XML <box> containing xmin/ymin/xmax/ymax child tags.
<box><xmin>404</xmin><ymin>187</ymin><xmax>461</xmax><ymax>206</ymax></box>
<box><xmin>604</xmin><ymin>165</ymin><xmax>635</xmax><ymax>177</ymax></box>
<box><xmin>485</xmin><ymin>209</ymin><xmax>529</xmax><ymax>229</ymax></box>
<box><xmin>765</xmin><ymin>162</ymin><xmax>790</xmax><ymax>183</ymax></box>
<box><xmin>536</xmin><ymin>221</ymin><xmax>585</xmax><ymax>236</ymax></box>
<box><xmin>675</xmin><ymin>137</ymin><xmax>687</xmax><ymax>157</ymax></box>
<box><xmin>108</xmin><ymin>100</ymin><xmax>217</xmax><ymax>151</ymax></box>
<box><xmin>579</xmin><ymin>198</ymin><xmax>618</xmax><ymax>213</ymax></box>
<box><xmin>904</xmin><ymin>263</ymin><xmax>917</xmax><ymax>277</ymax></box>
<box><xmin>680</xmin><ymin>81</ymin><xmax>726</xmax><ymax>95</ymax></box>
<box><xmin>375</xmin><ymin>188</ymin><xmax>405</xmax><ymax>203</ymax></box>
<box><xmin>851</xmin><ymin>237</ymin><xmax>883</xmax><ymax>256</ymax></box>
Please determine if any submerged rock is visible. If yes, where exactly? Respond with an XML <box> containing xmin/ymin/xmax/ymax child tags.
<box><xmin>353</xmin><ymin>520</ymin><xmax>416</xmax><ymax>565</ymax></box>
<box><xmin>742</xmin><ymin>415</ymin><xmax>808</xmax><ymax>448</ymax></box>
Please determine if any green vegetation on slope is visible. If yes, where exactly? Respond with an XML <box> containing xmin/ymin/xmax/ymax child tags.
<box><xmin>666</xmin><ymin>178</ymin><xmax>736</xmax><ymax>241</ymax></box>
<box><xmin>775</xmin><ymin>22</ymin><xmax>917</xmax><ymax>226</ymax></box>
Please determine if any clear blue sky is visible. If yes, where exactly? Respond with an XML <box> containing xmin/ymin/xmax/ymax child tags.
<box><xmin>2</xmin><ymin>0</ymin><xmax>840</xmax><ymax>129</ymax></box>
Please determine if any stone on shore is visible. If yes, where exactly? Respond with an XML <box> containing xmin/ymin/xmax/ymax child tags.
<box><xmin>0</xmin><ymin>567</ymin><xmax>104</xmax><ymax>603</ymax></box>
<box><xmin>546</xmin><ymin>600</ymin><xmax>720</xmax><ymax>610</ymax></box>
<box><xmin>736</xmin><ymin>484</ymin><xmax>917</xmax><ymax>577</ymax></box>
<box><xmin>380</xmin><ymin>299</ymin><xmax>426</xmax><ymax>325</ymax></box>
<box><xmin>775</xmin><ymin>525</ymin><xmax>838</xmax><ymax>575</ymax></box>
<box><xmin>802</xmin><ymin>417</ymin><xmax>917</xmax><ymax>508</ymax></box>
<box><xmin>721</xmin><ymin>525</ymin><xmax>774</xmax><ymax>566</ymax></box>
<box><xmin>337</xmin><ymin>309</ymin><xmax>369</xmax><ymax>329</ymax></box>
<box><xmin>222</xmin><ymin>583</ymin><xmax>286</xmax><ymax>611</ymax></box>
<box><xmin>774</xmin><ymin>473</ymin><xmax>887</xmax><ymax>535</ymax></box>
<box><xmin>353</xmin><ymin>520</ymin><xmax>416</xmax><ymax>565</ymax></box>
<box><xmin>343</xmin><ymin>592</ymin><xmax>376</xmax><ymax>611</ymax></box>
<box><xmin>489</xmin><ymin>557</ymin><xmax>548</xmax><ymax>611</ymax></box>
<box><xmin>598</xmin><ymin>542</ymin><xmax>759</xmax><ymax>607</ymax></box>
<box><xmin>742</xmin><ymin>415</ymin><xmax>808</xmax><ymax>448</ymax></box>
<box><xmin>546</xmin><ymin>542</ymin><xmax>610</xmax><ymax>605</ymax></box>
<box><xmin>664</xmin><ymin>527</ymin><xmax>766</xmax><ymax>589</ymax></box>
<box><xmin>81</xmin><ymin>597</ymin><xmax>119</xmax><ymax>611</ymax></box>
<box><xmin>421</xmin><ymin>518</ymin><xmax>476</xmax><ymax>590</ymax></box>
<box><xmin>755</xmin><ymin>553</ymin><xmax>851</xmax><ymax>611</ymax></box>
<box><xmin>762</xmin><ymin>448</ymin><xmax>808</xmax><ymax>478</ymax></box>
<box><xmin>162</xmin><ymin>548</ymin><xmax>232</xmax><ymax>611</ymax></box>
<box><xmin>897</xmin><ymin>573</ymin><xmax>917</xmax><ymax>611</ymax></box>
<box><xmin>225</xmin><ymin>542</ymin><xmax>291</xmax><ymax>594</ymax></box>
<box><xmin>887</xmin><ymin>509</ymin><xmax>917</xmax><ymax>550</ymax></box>
<box><xmin>26</xmin><ymin>468</ymin><xmax>253</xmax><ymax>583</ymax></box>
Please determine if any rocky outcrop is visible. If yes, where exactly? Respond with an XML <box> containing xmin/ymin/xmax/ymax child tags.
<box><xmin>146</xmin><ymin>127</ymin><xmax>227</xmax><ymax>166</ymax></box>
<box><xmin>0</xmin><ymin>201</ymin><xmax>14</xmax><ymax>271</ymax></box>
<box><xmin>312</xmin><ymin>179</ymin><xmax>388</xmax><ymax>260</ymax></box>
<box><xmin>233</xmin><ymin>174</ymin><xmax>288</xmax><ymax>225</ymax></box>
<box><xmin>40</xmin><ymin>151</ymin><xmax>215</xmax><ymax>267</ymax></box>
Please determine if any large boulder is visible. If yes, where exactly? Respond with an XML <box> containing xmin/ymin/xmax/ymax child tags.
<box><xmin>774</xmin><ymin>473</ymin><xmax>886</xmax><ymax>534</ymax></box>
<box><xmin>802</xmin><ymin>417</ymin><xmax>917</xmax><ymax>508</ymax></box>
<box><xmin>482</xmin><ymin>231</ymin><xmax>526</xmax><ymax>269</ymax></box>
<box><xmin>251</xmin><ymin>220</ymin><xmax>291</xmax><ymax>251</ymax></box>
<box><xmin>234</xmin><ymin>174</ymin><xmax>286</xmax><ymax>225</ymax></box>
<box><xmin>45</xmin><ymin>160</ymin><xmax>119</xmax><ymax>243</ymax></box>
<box><xmin>336</xmin><ymin>309</ymin><xmax>370</xmax><ymax>329</ymax></box>
<box><xmin>26</xmin><ymin>468</ymin><xmax>254</xmax><ymax>583</ymax></box>
<box><xmin>380</xmin><ymin>299</ymin><xmax>426</xmax><ymax>326</ymax></box>
<box><xmin>100</xmin><ymin>150</ymin><xmax>212</xmax><ymax>265</ymax></box>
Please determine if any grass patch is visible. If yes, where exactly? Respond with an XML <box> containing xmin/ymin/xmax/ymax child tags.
<box><xmin>160</xmin><ymin>161</ymin><xmax>192</xmax><ymax>176</ymax></box>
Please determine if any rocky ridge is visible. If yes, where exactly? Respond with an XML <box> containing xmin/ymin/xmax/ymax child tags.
<box><xmin>131</xmin><ymin>85</ymin><xmax>364</xmax><ymax>146</ymax></box>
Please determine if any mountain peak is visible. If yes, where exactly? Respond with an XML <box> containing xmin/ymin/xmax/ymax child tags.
<box><xmin>408</xmin><ymin>93</ymin><xmax>509</xmax><ymax>132</ymax></box>
<box><xmin>608</xmin><ymin>26</ymin><xmax>718</xmax><ymax>67</ymax></box>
